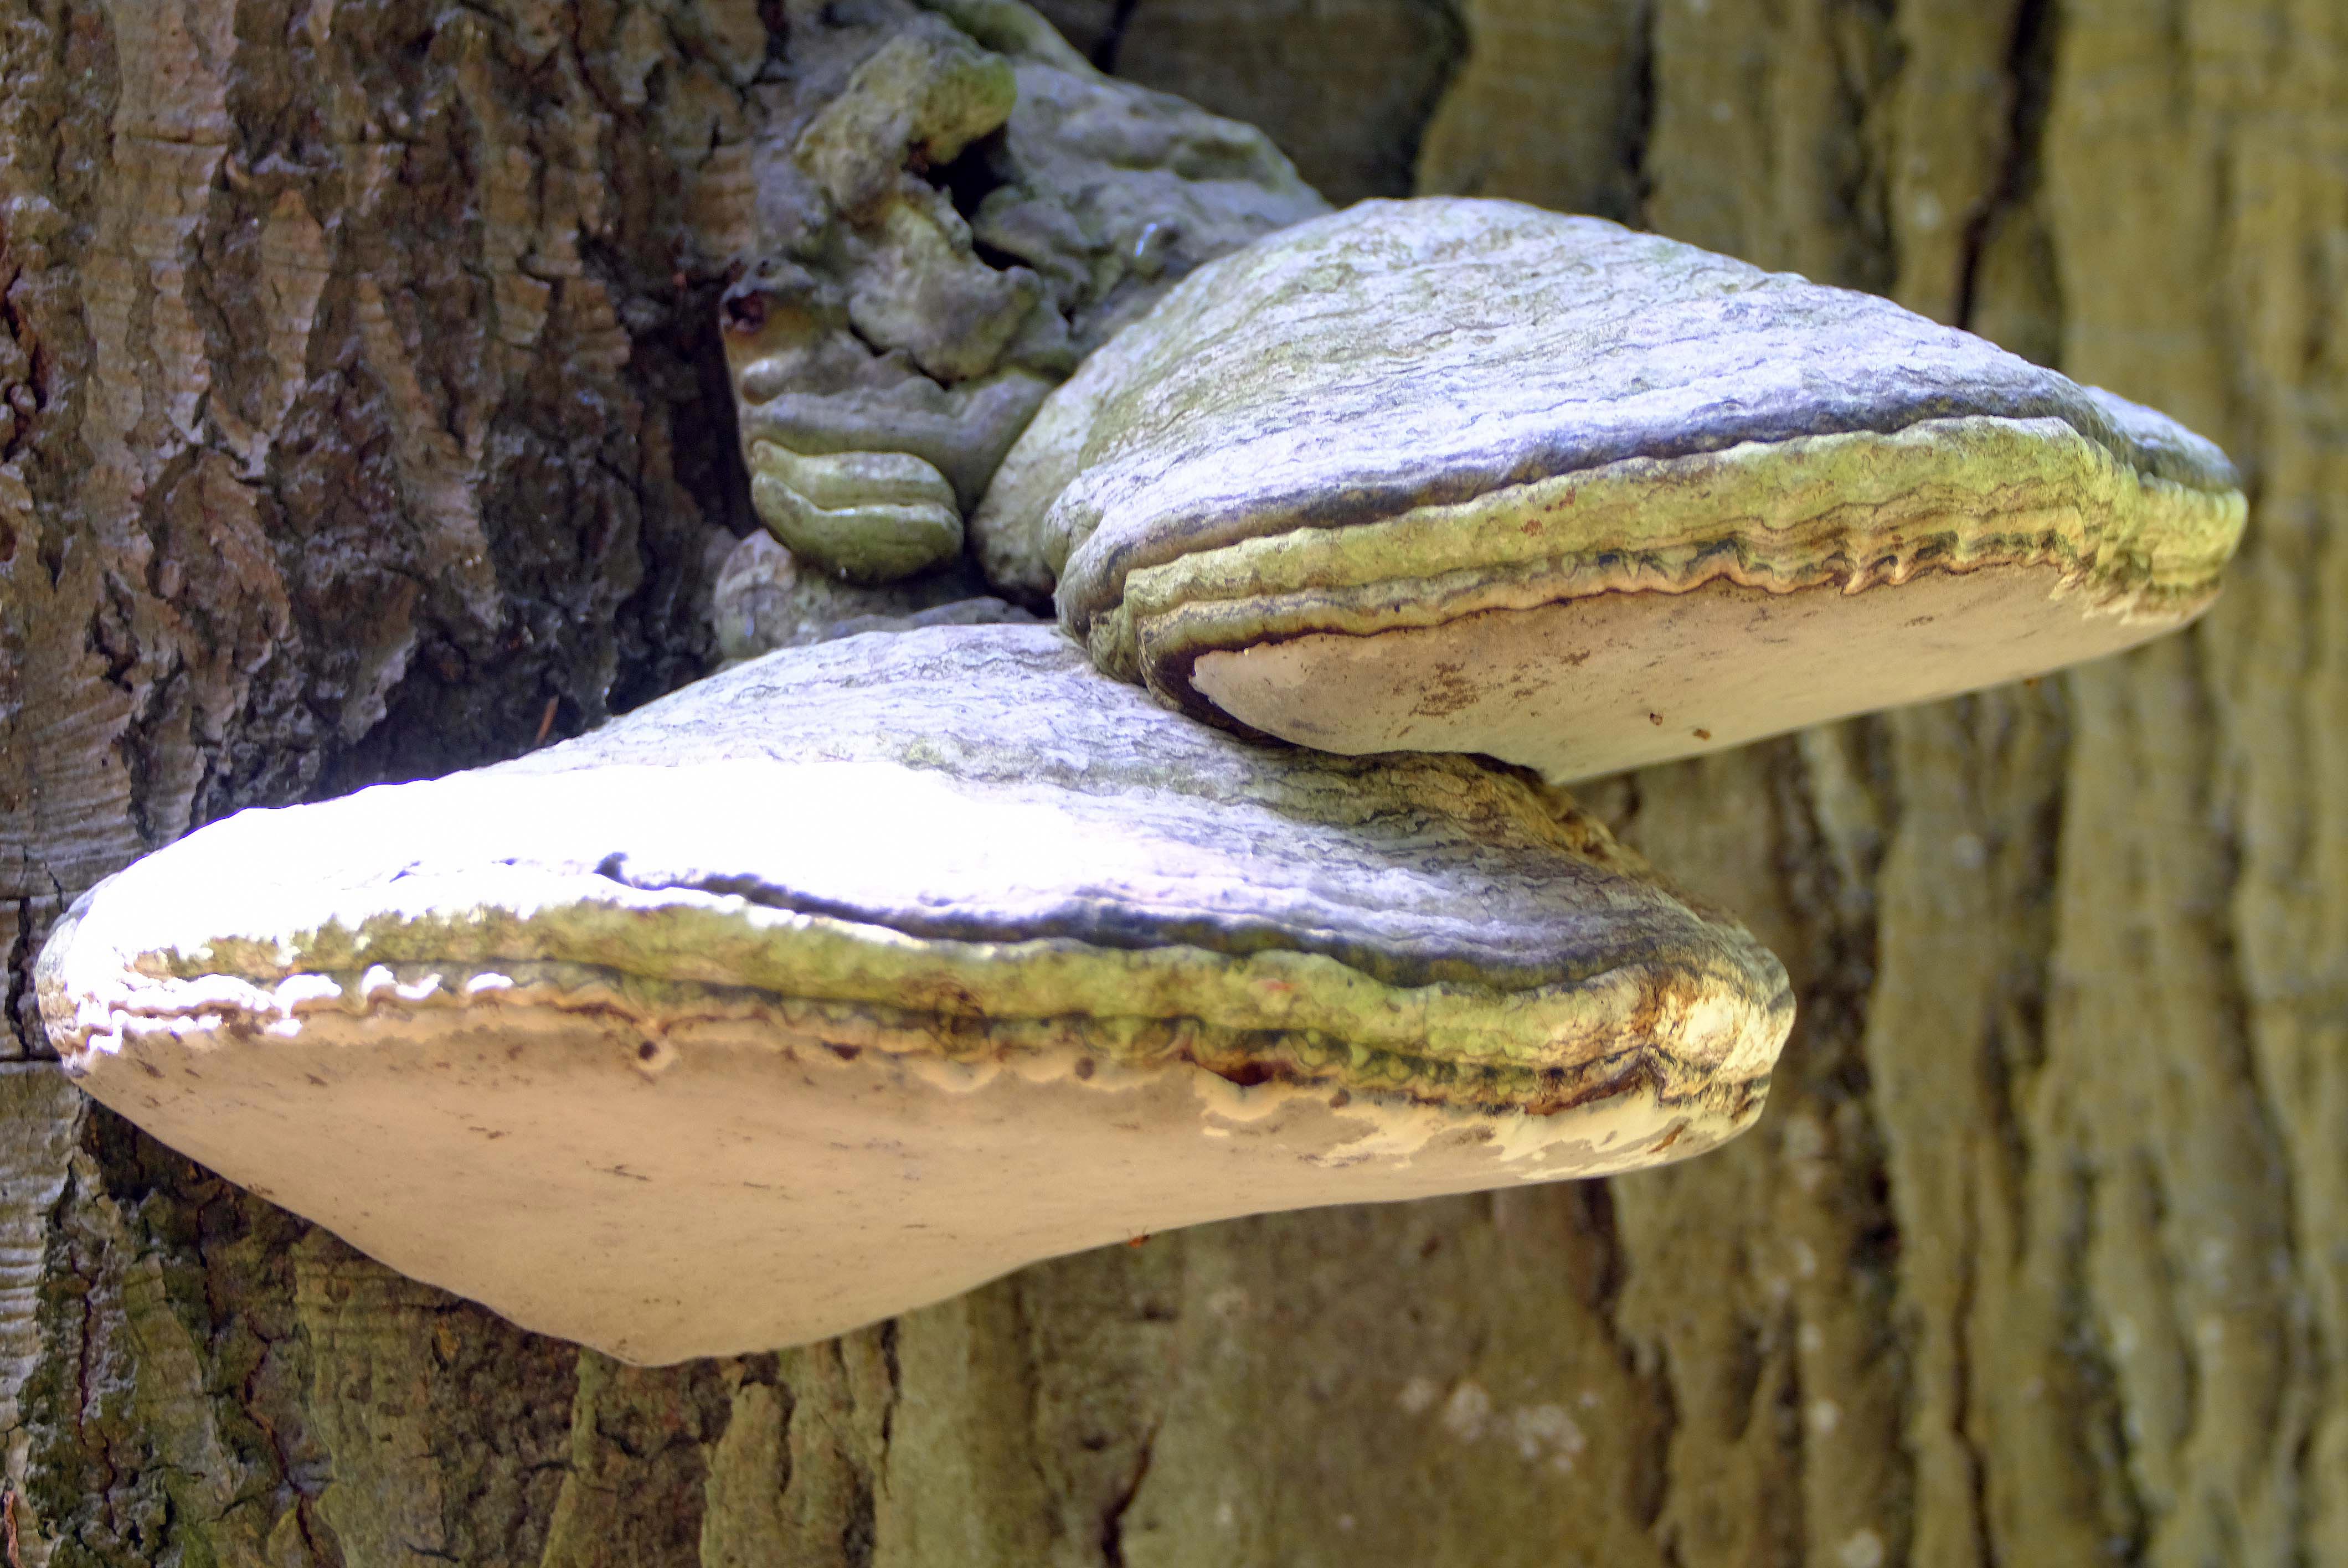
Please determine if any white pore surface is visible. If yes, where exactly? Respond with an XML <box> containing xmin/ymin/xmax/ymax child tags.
<box><xmin>1191</xmin><ymin>565</ymin><xmax>2181</xmax><ymax>782</ymax></box>
<box><xmin>71</xmin><ymin>992</ymin><xmax>1735</xmax><ymax>1363</ymax></box>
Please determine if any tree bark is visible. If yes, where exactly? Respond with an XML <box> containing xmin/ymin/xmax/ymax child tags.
<box><xmin>2</xmin><ymin>1</ymin><xmax>2341</xmax><ymax>1565</ymax></box>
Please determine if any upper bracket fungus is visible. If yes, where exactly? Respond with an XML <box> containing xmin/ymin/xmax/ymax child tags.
<box><xmin>39</xmin><ymin>626</ymin><xmax>1788</xmax><ymax>1364</ymax></box>
<box><xmin>721</xmin><ymin>0</ymin><xmax>1324</xmax><ymax>585</ymax></box>
<box><xmin>974</xmin><ymin>198</ymin><xmax>2248</xmax><ymax>781</ymax></box>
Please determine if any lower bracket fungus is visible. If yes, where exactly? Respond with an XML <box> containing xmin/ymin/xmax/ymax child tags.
<box><xmin>975</xmin><ymin>197</ymin><xmax>2248</xmax><ymax>781</ymax></box>
<box><xmin>39</xmin><ymin>626</ymin><xmax>1789</xmax><ymax>1364</ymax></box>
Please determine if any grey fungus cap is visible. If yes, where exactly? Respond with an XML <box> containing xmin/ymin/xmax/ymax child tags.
<box><xmin>974</xmin><ymin>197</ymin><xmax>2249</xmax><ymax>781</ymax></box>
<box><xmin>39</xmin><ymin>625</ymin><xmax>1790</xmax><ymax>1364</ymax></box>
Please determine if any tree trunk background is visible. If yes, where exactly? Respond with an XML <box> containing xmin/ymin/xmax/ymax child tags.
<box><xmin>1</xmin><ymin>1</ymin><xmax>2340</xmax><ymax>1564</ymax></box>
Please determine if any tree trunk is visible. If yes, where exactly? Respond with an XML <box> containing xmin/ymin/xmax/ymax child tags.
<box><xmin>2</xmin><ymin>1</ymin><xmax>2340</xmax><ymax>1564</ymax></box>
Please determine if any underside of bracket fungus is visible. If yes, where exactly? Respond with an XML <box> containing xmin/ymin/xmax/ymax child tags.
<box><xmin>720</xmin><ymin>0</ymin><xmax>1324</xmax><ymax>585</ymax></box>
<box><xmin>39</xmin><ymin>625</ymin><xmax>1789</xmax><ymax>1364</ymax></box>
<box><xmin>975</xmin><ymin>197</ymin><xmax>2250</xmax><ymax>782</ymax></box>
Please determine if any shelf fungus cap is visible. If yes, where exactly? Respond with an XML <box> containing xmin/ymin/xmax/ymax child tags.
<box><xmin>39</xmin><ymin>625</ymin><xmax>1789</xmax><ymax>1364</ymax></box>
<box><xmin>977</xmin><ymin>197</ymin><xmax>2249</xmax><ymax>781</ymax></box>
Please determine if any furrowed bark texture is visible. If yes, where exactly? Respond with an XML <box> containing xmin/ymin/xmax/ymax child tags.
<box><xmin>0</xmin><ymin>1</ymin><xmax>2340</xmax><ymax>1564</ymax></box>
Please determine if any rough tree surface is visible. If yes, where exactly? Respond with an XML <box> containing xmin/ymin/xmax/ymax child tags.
<box><xmin>1</xmin><ymin>2</ymin><xmax>2341</xmax><ymax>1566</ymax></box>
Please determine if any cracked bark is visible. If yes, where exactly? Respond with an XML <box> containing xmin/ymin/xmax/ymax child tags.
<box><xmin>2</xmin><ymin>1</ymin><xmax>2342</xmax><ymax>1564</ymax></box>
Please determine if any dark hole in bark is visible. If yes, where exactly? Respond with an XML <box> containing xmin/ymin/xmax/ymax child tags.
<box><xmin>933</xmin><ymin>128</ymin><xmax>1011</xmax><ymax>225</ymax></box>
<box><xmin>720</xmin><ymin>284</ymin><xmax>769</xmax><ymax>334</ymax></box>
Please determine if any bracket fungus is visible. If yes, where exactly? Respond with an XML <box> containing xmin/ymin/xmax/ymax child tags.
<box><xmin>721</xmin><ymin>0</ymin><xmax>1323</xmax><ymax>585</ymax></box>
<box><xmin>39</xmin><ymin>626</ymin><xmax>1789</xmax><ymax>1364</ymax></box>
<box><xmin>975</xmin><ymin>197</ymin><xmax>2249</xmax><ymax>781</ymax></box>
